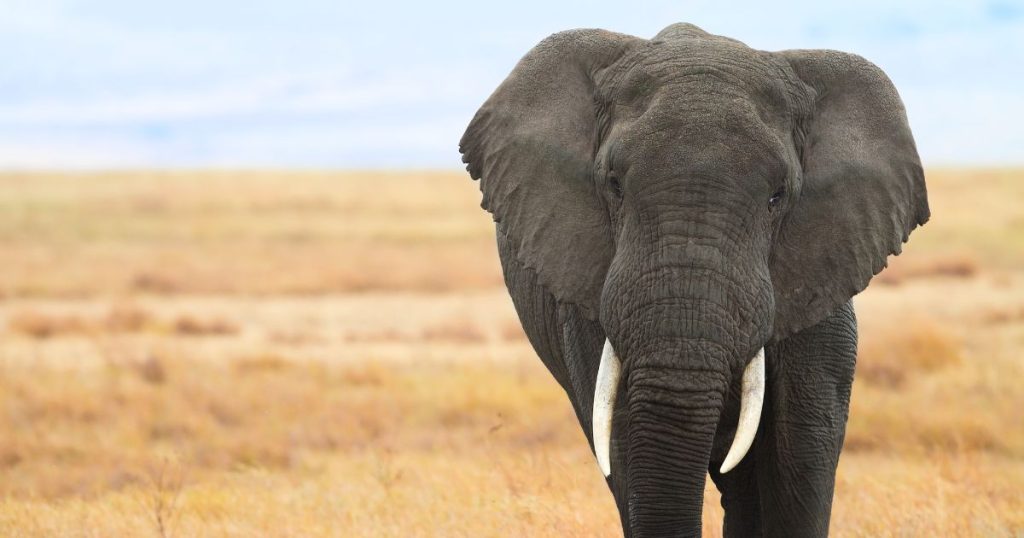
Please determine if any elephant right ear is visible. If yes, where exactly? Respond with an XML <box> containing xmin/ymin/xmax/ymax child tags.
<box><xmin>460</xmin><ymin>30</ymin><xmax>639</xmax><ymax>320</ymax></box>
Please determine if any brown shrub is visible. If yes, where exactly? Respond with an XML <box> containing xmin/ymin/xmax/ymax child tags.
<box><xmin>134</xmin><ymin>354</ymin><xmax>167</xmax><ymax>385</ymax></box>
<box><xmin>104</xmin><ymin>304</ymin><xmax>153</xmax><ymax>332</ymax></box>
<box><xmin>927</xmin><ymin>255</ymin><xmax>980</xmax><ymax>278</ymax></box>
<box><xmin>342</xmin><ymin>328</ymin><xmax>412</xmax><ymax>343</ymax></box>
<box><xmin>857</xmin><ymin>319</ymin><xmax>962</xmax><ymax>388</ymax></box>
<box><xmin>232</xmin><ymin>354</ymin><xmax>293</xmax><ymax>374</ymax></box>
<box><xmin>500</xmin><ymin>320</ymin><xmax>527</xmax><ymax>342</ymax></box>
<box><xmin>8</xmin><ymin>305</ymin><xmax>155</xmax><ymax>338</ymax></box>
<box><xmin>876</xmin><ymin>252</ymin><xmax>980</xmax><ymax>286</ymax></box>
<box><xmin>7</xmin><ymin>311</ymin><xmax>90</xmax><ymax>338</ymax></box>
<box><xmin>338</xmin><ymin>362</ymin><xmax>389</xmax><ymax>387</ymax></box>
<box><xmin>980</xmin><ymin>304</ymin><xmax>1024</xmax><ymax>325</ymax></box>
<box><xmin>130</xmin><ymin>272</ymin><xmax>181</xmax><ymax>293</ymax></box>
<box><xmin>421</xmin><ymin>321</ymin><xmax>488</xmax><ymax>342</ymax></box>
<box><xmin>6</xmin><ymin>303</ymin><xmax>155</xmax><ymax>338</ymax></box>
<box><xmin>172</xmin><ymin>315</ymin><xmax>238</xmax><ymax>336</ymax></box>
<box><xmin>266</xmin><ymin>328</ymin><xmax>323</xmax><ymax>345</ymax></box>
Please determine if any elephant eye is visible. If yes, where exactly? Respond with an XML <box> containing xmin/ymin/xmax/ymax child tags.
<box><xmin>609</xmin><ymin>173</ymin><xmax>623</xmax><ymax>199</ymax></box>
<box><xmin>768</xmin><ymin>187</ymin><xmax>785</xmax><ymax>210</ymax></box>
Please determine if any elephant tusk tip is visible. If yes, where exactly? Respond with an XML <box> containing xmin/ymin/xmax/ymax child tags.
<box><xmin>593</xmin><ymin>339</ymin><xmax>621</xmax><ymax>480</ymax></box>
<box><xmin>719</xmin><ymin>446</ymin><xmax>746</xmax><ymax>473</ymax></box>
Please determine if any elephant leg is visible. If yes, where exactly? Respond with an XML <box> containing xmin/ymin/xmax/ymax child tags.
<box><xmin>709</xmin><ymin>451</ymin><xmax>762</xmax><ymax>538</ymax></box>
<box><xmin>756</xmin><ymin>301</ymin><xmax>857</xmax><ymax>538</ymax></box>
<box><xmin>709</xmin><ymin>367</ymin><xmax>764</xmax><ymax>536</ymax></box>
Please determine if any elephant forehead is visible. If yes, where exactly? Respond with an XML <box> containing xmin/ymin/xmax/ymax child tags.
<box><xmin>605</xmin><ymin>40</ymin><xmax>806</xmax><ymax>124</ymax></box>
<box><xmin>612</xmin><ymin>102</ymin><xmax>794</xmax><ymax>183</ymax></box>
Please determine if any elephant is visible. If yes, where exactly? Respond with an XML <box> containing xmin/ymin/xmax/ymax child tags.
<box><xmin>459</xmin><ymin>23</ymin><xmax>929</xmax><ymax>537</ymax></box>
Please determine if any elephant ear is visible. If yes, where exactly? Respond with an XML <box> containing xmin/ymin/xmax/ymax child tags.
<box><xmin>770</xmin><ymin>50</ymin><xmax>930</xmax><ymax>339</ymax></box>
<box><xmin>460</xmin><ymin>30</ymin><xmax>639</xmax><ymax>320</ymax></box>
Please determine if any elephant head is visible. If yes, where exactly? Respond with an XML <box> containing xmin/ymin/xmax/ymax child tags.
<box><xmin>460</xmin><ymin>24</ymin><xmax>928</xmax><ymax>534</ymax></box>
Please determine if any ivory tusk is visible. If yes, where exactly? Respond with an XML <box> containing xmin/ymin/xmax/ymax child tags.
<box><xmin>593</xmin><ymin>339</ymin><xmax>621</xmax><ymax>477</ymax></box>
<box><xmin>719</xmin><ymin>348</ymin><xmax>765</xmax><ymax>474</ymax></box>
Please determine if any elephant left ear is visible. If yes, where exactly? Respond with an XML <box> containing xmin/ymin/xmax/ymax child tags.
<box><xmin>769</xmin><ymin>50</ymin><xmax>930</xmax><ymax>339</ymax></box>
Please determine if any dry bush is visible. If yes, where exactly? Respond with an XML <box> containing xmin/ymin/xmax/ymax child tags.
<box><xmin>500</xmin><ymin>319</ymin><xmax>528</xmax><ymax>342</ymax></box>
<box><xmin>342</xmin><ymin>328</ymin><xmax>414</xmax><ymax>343</ymax></box>
<box><xmin>131</xmin><ymin>272</ymin><xmax>182</xmax><ymax>294</ymax></box>
<box><xmin>6</xmin><ymin>310</ymin><xmax>91</xmax><ymax>338</ymax></box>
<box><xmin>7</xmin><ymin>306</ymin><xmax>237</xmax><ymax>339</ymax></box>
<box><xmin>135</xmin><ymin>354</ymin><xmax>168</xmax><ymax>385</ymax></box>
<box><xmin>856</xmin><ymin>318</ymin><xmax>962</xmax><ymax>388</ymax></box>
<box><xmin>143</xmin><ymin>458</ymin><xmax>187</xmax><ymax>538</ymax></box>
<box><xmin>171</xmin><ymin>315</ymin><xmax>238</xmax><ymax>336</ymax></box>
<box><xmin>266</xmin><ymin>328</ymin><xmax>323</xmax><ymax>345</ymax></box>
<box><xmin>232</xmin><ymin>354</ymin><xmax>294</xmax><ymax>374</ymax></box>
<box><xmin>420</xmin><ymin>320</ymin><xmax>488</xmax><ymax>343</ymax></box>
<box><xmin>876</xmin><ymin>251</ymin><xmax>980</xmax><ymax>286</ymax></box>
<box><xmin>981</xmin><ymin>304</ymin><xmax>1024</xmax><ymax>325</ymax></box>
<box><xmin>6</xmin><ymin>305</ymin><xmax>154</xmax><ymax>338</ymax></box>
<box><xmin>105</xmin><ymin>304</ymin><xmax>154</xmax><ymax>332</ymax></box>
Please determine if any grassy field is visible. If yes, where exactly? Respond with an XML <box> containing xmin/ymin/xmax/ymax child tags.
<box><xmin>1</xmin><ymin>169</ymin><xmax>1022</xmax><ymax>537</ymax></box>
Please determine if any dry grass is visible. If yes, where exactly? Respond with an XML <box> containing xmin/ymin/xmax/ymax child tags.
<box><xmin>0</xmin><ymin>169</ymin><xmax>1022</xmax><ymax>536</ymax></box>
<box><xmin>0</xmin><ymin>171</ymin><xmax>502</xmax><ymax>299</ymax></box>
<box><xmin>1</xmin><ymin>340</ymin><xmax>1021</xmax><ymax>537</ymax></box>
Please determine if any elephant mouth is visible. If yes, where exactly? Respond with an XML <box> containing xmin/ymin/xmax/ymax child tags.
<box><xmin>592</xmin><ymin>341</ymin><xmax>766</xmax><ymax>477</ymax></box>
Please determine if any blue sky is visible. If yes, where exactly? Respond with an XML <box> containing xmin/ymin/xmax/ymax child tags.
<box><xmin>1</xmin><ymin>0</ymin><xmax>1021</xmax><ymax>168</ymax></box>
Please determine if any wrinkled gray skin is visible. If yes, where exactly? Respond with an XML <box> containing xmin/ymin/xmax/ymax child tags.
<box><xmin>460</xmin><ymin>23</ymin><xmax>929</xmax><ymax>537</ymax></box>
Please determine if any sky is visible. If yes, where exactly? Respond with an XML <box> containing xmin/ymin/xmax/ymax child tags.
<box><xmin>1</xmin><ymin>0</ymin><xmax>1022</xmax><ymax>169</ymax></box>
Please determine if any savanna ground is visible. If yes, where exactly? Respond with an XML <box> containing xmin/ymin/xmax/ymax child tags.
<box><xmin>0</xmin><ymin>169</ymin><xmax>1022</xmax><ymax>537</ymax></box>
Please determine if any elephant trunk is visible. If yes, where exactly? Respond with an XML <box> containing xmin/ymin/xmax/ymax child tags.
<box><xmin>623</xmin><ymin>344</ymin><xmax>732</xmax><ymax>535</ymax></box>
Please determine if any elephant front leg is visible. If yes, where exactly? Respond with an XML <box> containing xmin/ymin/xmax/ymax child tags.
<box><xmin>709</xmin><ymin>453</ymin><xmax>762</xmax><ymax>538</ymax></box>
<box><xmin>756</xmin><ymin>302</ymin><xmax>857</xmax><ymax>538</ymax></box>
<box><xmin>709</xmin><ymin>378</ymin><xmax>763</xmax><ymax>538</ymax></box>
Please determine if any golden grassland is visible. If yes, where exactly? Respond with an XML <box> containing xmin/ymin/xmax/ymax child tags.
<box><xmin>0</xmin><ymin>169</ymin><xmax>1022</xmax><ymax>537</ymax></box>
